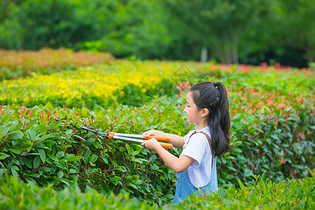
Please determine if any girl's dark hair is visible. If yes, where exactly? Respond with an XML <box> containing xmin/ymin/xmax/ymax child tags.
<box><xmin>190</xmin><ymin>81</ymin><xmax>231</xmax><ymax>156</ymax></box>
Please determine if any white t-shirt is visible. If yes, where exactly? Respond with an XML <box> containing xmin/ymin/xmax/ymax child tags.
<box><xmin>180</xmin><ymin>127</ymin><xmax>212</xmax><ymax>188</ymax></box>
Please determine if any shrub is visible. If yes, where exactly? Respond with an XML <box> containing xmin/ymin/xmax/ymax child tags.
<box><xmin>0</xmin><ymin>49</ymin><xmax>114</xmax><ymax>80</ymax></box>
<box><xmin>0</xmin><ymin>92</ymin><xmax>313</xmax><ymax>204</ymax></box>
<box><xmin>174</xmin><ymin>169</ymin><xmax>315</xmax><ymax>209</ymax></box>
<box><xmin>0</xmin><ymin>60</ymin><xmax>185</xmax><ymax>109</ymax></box>
<box><xmin>0</xmin><ymin>98</ymin><xmax>188</xmax><ymax>205</ymax></box>
<box><xmin>1</xmin><ymin>170</ymin><xmax>314</xmax><ymax>209</ymax></box>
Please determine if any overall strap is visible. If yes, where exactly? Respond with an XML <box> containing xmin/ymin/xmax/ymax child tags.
<box><xmin>195</xmin><ymin>131</ymin><xmax>215</xmax><ymax>159</ymax></box>
<box><xmin>189</xmin><ymin>130</ymin><xmax>215</xmax><ymax>170</ymax></box>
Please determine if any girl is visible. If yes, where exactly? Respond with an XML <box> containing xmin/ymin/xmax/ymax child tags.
<box><xmin>141</xmin><ymin>81</ymin><xmax>231</xmax><ymax>204</ymax></box>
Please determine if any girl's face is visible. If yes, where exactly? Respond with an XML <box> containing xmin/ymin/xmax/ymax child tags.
<box><xmin>184</xmin><ymin>91</ymin><xmax>204</xmax><ymax>125</ymax></box>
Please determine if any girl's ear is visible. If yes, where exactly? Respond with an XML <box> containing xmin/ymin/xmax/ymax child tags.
<box><xmin>201</xmin><ymin>108</ymin><xmax>210</xmax><ymax>118</ymax></box>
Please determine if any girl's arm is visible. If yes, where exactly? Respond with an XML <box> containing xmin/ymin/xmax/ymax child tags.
<box><xmin>141</xmin><ymin>138</ymin><xmax>194</xmax><ymax>173</ymax></box>
<box><xmin>143</xmin><ymin>130</ymin><xmax>185</xmax><ymax>149</ymax></box>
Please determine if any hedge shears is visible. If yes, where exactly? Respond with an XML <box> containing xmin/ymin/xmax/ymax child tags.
<box><xmin>80</xmin><ymin>126</ymin><xmax>173</xmax><ymax>149</ymax></box>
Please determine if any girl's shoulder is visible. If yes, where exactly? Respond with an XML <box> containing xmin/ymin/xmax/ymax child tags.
<box><xmin>191</xmin><ymin>132</ymin><xmax>209</xmax><ymax>142</ymax></box>
<box><xmin>186</xmin><ymin>127</ymin><xmax>210</xmax><ymax>145</ymax></box>
<box><xmin>192</xmin><ymin>127</ymin><xmax>211</xmax><ymax>138</ymax></box>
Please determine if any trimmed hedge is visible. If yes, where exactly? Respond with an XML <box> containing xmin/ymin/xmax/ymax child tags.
<box><xmin>0</xmin><ymin>93</ymin><xmax>313</xmax><ymax>204</ymax></box>
<box><xmin>175</xmin><ymin>169</ymin><xmax>315</xmax><ymax>209</ymax></box>
<box><xmin>1</xmin><ymin>170</ymin><xmax>314</xmax><ymax>209</ymax></box>
<box><xmin>0</xmin><ymin>98</ymin><xmax>187</xmax><ymax>205</ymax></box>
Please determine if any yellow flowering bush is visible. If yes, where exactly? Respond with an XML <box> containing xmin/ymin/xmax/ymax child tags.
<box><xmin>0</xmin><ymin>60</ymin><xmax>185</xmax><ymax>108</ymax></box>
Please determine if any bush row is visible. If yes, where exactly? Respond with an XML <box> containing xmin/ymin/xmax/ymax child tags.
<box><xmin>0</xmin><ymin>60</ymin><xmax>191</xmax><ymax>108</ymax></box>
<box><xmin>0</xmin><ymin>93</ymin><xmax>313</xmax><ymax>204</ymax></box>
<box><xmin>1</xmin><ymin>170</ymin><xmax>314</xmax><ymax>209</ymax></box>
<box><xmin>0</xmin><ymin>98</ymin><xmax>188</xmax><ymax>205</ymax></box>
<box><xmin>1</xmin><ymin>60</ymin><xmax>313</xmax><ymax>109</ymax></box>
<box><xmin>0</xmin><ymin>48</ymin><xmax>114</xmax><ymax>80</ymax></box>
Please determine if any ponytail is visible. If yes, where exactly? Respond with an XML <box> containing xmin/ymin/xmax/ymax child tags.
<box><xmin>190</xmin><ymin>81</ymin><xmax>231</xmax><ymax>156</ymax></box>
<box><xmin>213</xmin><ymin>82</ymin><xmax>231</xmax><ymax>156</ymax></box>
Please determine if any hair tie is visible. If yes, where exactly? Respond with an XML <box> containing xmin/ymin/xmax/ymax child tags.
<box><xmin>213</xmin><ymin>82</ymin><xmax>218</xmax><ymax>89</ymax></box>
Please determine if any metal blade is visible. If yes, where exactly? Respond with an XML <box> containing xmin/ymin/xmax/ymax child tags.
<box><xmin>80</xmin><ymin>126</ymin><xmax>108</xmax><ymax>137</ymax></box>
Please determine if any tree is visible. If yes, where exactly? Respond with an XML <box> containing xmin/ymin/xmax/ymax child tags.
<box><xmin>165</xmin><ymin>0</ymin><xmax>272</xmax><ymax>64</ymax></box>
<box><xmin>78</xmin><ymin>0</ymin><xmax>172</xmax><ymax>59</ymax></box>
<box><xmin>0</xmin><ymin>0</ymin><xmax>94</xmax><ymax>50</ymax></box>
<box><xmin>274</xmin><ymin>0</ymin><xmax>315</xmax><ymax>63</ymax></box>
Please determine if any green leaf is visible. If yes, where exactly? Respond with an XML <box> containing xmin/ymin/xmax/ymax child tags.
<box><xmin>110</xmin><ymin>176</ymin><xmax>121</xmax><ymax>182</ymax></box>
<box><xmin>73</xmin><ymin>135</ymin><xmax>86</xmax><ymax>142</ymax></box>
<box><xmin>57</xmin><ymin>171</ymin><xmax>64</xmax><ymax>178</ymax></box>
<box><xmin>11</xmin><ymin>166</ymin><xmax>19</xmax><ymax>179</ymax></box>
<box><xmin>87</xmin><ymin>138</ymin><xmax>95</xmax><ymax>145</ymax></box>
<box><xmin>38</xmin><ymin>149</ymin><xmax>46</xmax><ymax>163</ymax></box>
<box><xmin>65</xmin><ymin>129</ymin><xmax>73</xmax><ymax>135</ymax></box>
<box><xmin>27</xmin><ymin>128</ymin><xmax>37</xmax><ymax>141</ymax></box>
<box><xmin>69</xmin><ymin>169</ymin><xmax>77</xmax><ymax>174</ymax></box>
<box><xmin>8</xmin><ymin>149</ymin><xmax>20</xmax><ymax>154</ymax></box>
<box><xmin>50</xmin><ymin>120</ymin><xmax>61</xmax><ymax>130</ymax></box>
<box><xmin>82</xmin><ymin>107</ymin><xmax>88</xmax><ymax>115</ymax></box>
<box><xmin>9</xmin><ymin>131</ymin><xmax>24</xmax><ymax>140</ymax></box>
<box><xmin>244</xmin><ymin>168</ymin><xmax>254</xmax><ymax>177</ymax></box>
<box><xmin>101</xmin><ymin>157</ymin><xmax>108</xmax><ymax>164</ymax></box>
<box><xmin>89</xmin><ymin>154</ymin><xmax>98</xmax><ymax>163</ymax></box>
<box><xmin>68</xmin><ymin>156</ymin><xmax>83</xmax><ymax>162</ymax></box>
<box><xmin>45</xmin><ymin>102</ymin><xmax>53</xmax><ymax>112</ymax></box>
<box><xmin>33</xmin><ymin>156</ymin><xmax>41</xmax><ymax>169</ymax></box>
<box><xmin>150</xmin><ymin>165</ymin><xmax>159</xmax><ymax>170</ymax></box>
<box><xmin>56</xmin><ymin>151</ymin><xmax>64</xmax><ymax>158</ymax></box>
<box><xmin>56</xmin><ymin>162</ymin><xmax>66</xmax><ymax>170</ymax></box>
<box><xmin>9</xmin><ymin>121</ymin><xmax>19</xmax><ymax>131</ymax></box>
<box><xmin>47</xmin><ymin>154</ymin><xmax>58</xmax><ymax>162</ymax></box>
<box><xmin>60</xmin><ymin>180</ymin><xmax>70</xmax><ymax>187</ymax></box>
<box><xmin>218</xmin><ymin>188</ymin><xmax>226</xmax><ymax>199</ymax></box>
<box><xmin>35</xmin><ymin>133</ymin><xmax>57</xmax><ymax>142</ymax></box>
<box><xmin>238</xmin><ymin>179</ymin><xmax>246</xmax><ymax>190</ymax></box>
<box><xmin>126</xmin><ymin>143</ymin><xmax>131</xmax><ymax>156</ymax></box>
<box><xmin>132</xmin><ymin>150</ymin><xmax>140</xmax><ymax>156</ymax></box>
<box><xmin>127</xmin><ymin>183</ymin><xmax>138</xmax><ymax>190</ymax></box>
<box><xmin>24</xmin><ymin>120</ymin><xmax>36</xmax><ymax>131</ymax></box>
<box><xmin>28</xmin><ymin>173</ymin><xmax>40</xmax><ymax>178</ymax></box>
<box><xmin>0</xmin><ymin>153</ymin><xmax>10</xmax><ymax>160</ymax></box>
<box><xmin>0</xmin><ymin>125</ymin><xmax>10</xmax><ymax>138</ymax></box>
<box><xmin>22</xmin><ymin>157</ymin><xmax>33</xmax><ymax>169</ymax></box>
<box><xmin>116</xmin><ymin>166</ymin><xmax>126</xmax><ymax>172</ymax></box>
<box><xmin>42</xmin><ymin>133</ymin><xmax>57</xmax><ymax>141</ymax></box>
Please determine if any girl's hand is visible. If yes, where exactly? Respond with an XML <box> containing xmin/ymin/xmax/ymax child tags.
<box><xmin>141</xmin><ymin>138</ymin><xmax>160</xmax><ymax>151</ymax></box>
<box><xmin>143</xmin><ymin>130</ymin><xmax>164</xmax><ymax>138</ymax></box>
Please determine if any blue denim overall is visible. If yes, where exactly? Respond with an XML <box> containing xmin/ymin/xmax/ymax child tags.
<box><xmin>172</xmin><ymin>144</ymin><xmax>218</xmax><ymax>204</ymax></box>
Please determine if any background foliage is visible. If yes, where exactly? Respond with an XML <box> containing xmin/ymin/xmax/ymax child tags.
<box><xmin>0</xmin><ymin>0</ymin><xmax>314</xmax><ymax>67</ymax></box>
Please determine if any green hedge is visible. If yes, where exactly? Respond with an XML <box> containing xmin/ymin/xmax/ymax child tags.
<box><xmin>0</xmin><ymin>98</ymin><xmax>187</xmax><ymax>205</ymax></box>
<box><xmin>0</xmin><ymin>94</ymin><xmax>313</xmax><ymax>204</ymax></box>
<box><xmin>174</xmin><ymin>169</ymin><xmax>315</xmax><ymax>209</ymax></box>
<box><xmin>1</xmin><ymin>170</ymin><xmax>314</xmax><ymax>209</ymax></box>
